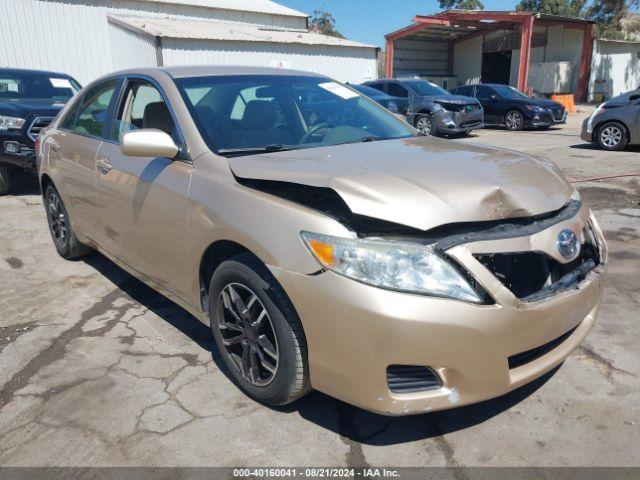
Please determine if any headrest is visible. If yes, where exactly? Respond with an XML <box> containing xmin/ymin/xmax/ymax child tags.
<box><xmin>242</xmin><ymin>101</ymin><xmax>277</xmax><ymax>130</ymax></box>
<box><xmin>142</xmin><ymin>101</ymin><xmax>173</xmax><ymax>135</ymax></box>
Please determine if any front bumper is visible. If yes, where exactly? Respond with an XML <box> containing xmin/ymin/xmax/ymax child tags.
<box><xmin>271</xmin><ymin>206</ymin><xmax>606</xmax><ymax>416</ymax></box>
<box><xmin>581</xmin><ymin>118</ymin><xmax>593</xmax><ymax>142</ymax></box>
<box><xmin>433</xmin><ymin>109</ymin><xmax>484</xmax><ymax>134</ymax></box>
<box><xmin>528</xmin><ymin>109</ymin><xmax>567</xmax><ymax>127</ymax></box>
<box><xmin>1</xmin><ymin>135</ymin><xmax>37</xmax><ymax>172</ymax></box>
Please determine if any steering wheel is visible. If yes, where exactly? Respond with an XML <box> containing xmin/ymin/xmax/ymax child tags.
<box><xmin>300</xmin><ymin>122</ymin><xmax>330</xmax><ymax>144</ymax></box>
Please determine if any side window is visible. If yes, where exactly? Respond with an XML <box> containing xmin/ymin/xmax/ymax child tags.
<box><xmin>455</xmin><ymin>86</ymin><xmax>473</xmax><ymax>97</ymax></box>
<box><xmin>111</xmin><ymin>81</ymin><xmax>175</xmax><ymax>141</ymax></box>
<box><xmin>367</xmin><ymin>82</ymin><xmax>387</xmax><ymax>93</ymax></box>
<box><xmin>387</xmin><ymin>83</ymin><xmax>409</xmax><ymax>98</ymax></box>
<box><xmin>476</xmin><ymin>86</ymin><xmax>494</xmax><ymax>100</ymax></box>
<box><xmin>64</xmin><ymin>80</ymin><xmax>117</xmax><ymax>137</ymax></box>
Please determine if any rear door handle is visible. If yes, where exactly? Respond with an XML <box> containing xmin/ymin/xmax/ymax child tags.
<box><xmin>96</xmin><ymin>158</ymin><xmax>112</xmax><ymax>174</ymax></box>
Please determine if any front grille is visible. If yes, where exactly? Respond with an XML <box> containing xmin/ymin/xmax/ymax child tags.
<box><xmin>387</xmin><ymin>365</ymin><xmax>442</xmax><ymax>393</ymax></box>
<box><xmin>474</xmin><ymin>223</ymin><xmax>600</xmax><ymax>301</ymax></box>
<box><xmin>508</xmin><ymin>325</ymin><xmax>579</xmax><ymax>369</ymax></box>
<box><xmin>27</xmin><ymin>117</ymin><xmax>55</xmax><ymax>142</ymax></box>
<box><xmin>437</xmin><ymin>102</ymin><xmax>479</xmax><ymax>113</ymax></box>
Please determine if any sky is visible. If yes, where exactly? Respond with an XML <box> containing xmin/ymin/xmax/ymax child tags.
<box><xmin>277</xmin><ymin>0</ymin><xmax>521</xmax><ymax>47</ymax></box>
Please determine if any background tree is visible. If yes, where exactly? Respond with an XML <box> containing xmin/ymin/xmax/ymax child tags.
<box><xmin>438</xmin><ymin>0</ymin><xmax>485</xmax><ymax>10</ymax></box>
<box><xmin>516</xmin><ymin>0</ymin><xmax>586</xmax><ymax>17</ymax></box>
<box><xmin>309</xmin><ymin>9</ymin><xmax>344</xmax><ymax>38</ymax></box>
<box><xmin>587</xmin><ymin>0</ymin><xmax>628</xmax><ymax>39</ymax></box>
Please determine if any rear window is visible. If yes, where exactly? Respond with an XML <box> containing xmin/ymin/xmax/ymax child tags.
<box><xmin>0</xmin><ymin>71</ymin><xmax>81</xmax><ymax>101</ymax></box>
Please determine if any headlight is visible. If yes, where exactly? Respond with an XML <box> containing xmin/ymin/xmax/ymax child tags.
<box><xmin>432</xmin><ymin>103</ymin><xmax>445</xmax><ymax>113</ymax></box>
<box><xmin>525</xmin><ymin>105</ymin><xmax>546</xmax><ymax>113</ymax></box>
<box><xmin>587</xmin><ymin>103</ymin><xmax>605</xmax><ymax>133</ymax></box>
<box><xmin>0</xmin><ymin>116</ymin><xmax>26</xmax><ymax>131</ymax></box>
<box><xmin>301</xmin><ymin>231</ymin><xmax>483</xmax><ymax>303</ymax></box>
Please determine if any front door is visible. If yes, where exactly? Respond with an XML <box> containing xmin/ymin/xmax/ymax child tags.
<box><xmin>93</xmin><ymin>78</ymin><xmax>193</xmax><ymax>302</ymax></box>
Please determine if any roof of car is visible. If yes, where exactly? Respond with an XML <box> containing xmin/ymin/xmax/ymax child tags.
<box><xmin>0</xmin><ymin>67</ymin><xmax>75</xmax><ymax>78</ymax></box>
<box><xmin>138</xmin><ymin>65</ymin><xmax>328</xmax><ymax>79</ymax></box>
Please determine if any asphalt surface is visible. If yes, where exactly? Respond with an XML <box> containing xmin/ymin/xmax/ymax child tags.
<box><xmin>0</xmin><ymin>109</ymin><xmax>638</xmax><ymax>468</ymax></box>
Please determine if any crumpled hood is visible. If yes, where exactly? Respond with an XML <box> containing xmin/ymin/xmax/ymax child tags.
<box><xmin>229</xmin><ymin>136</ymin><xmax>573</xmax><ymax>232</ymax></box>
<box><xmin>428</xmin><ymin>94</ymin><xmax>478</xmax><ymax>105</ymax></box>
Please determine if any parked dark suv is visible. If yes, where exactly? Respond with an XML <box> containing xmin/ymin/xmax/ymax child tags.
<box><xmin>451</xmin><ymin>83</ymin><xmax>566</xmax><ymax>131</ymax></box>
<box><xmin>363</xmin><ymin>78</ymin><xmax>483</xmax><ymax>136</ymax></box>
<box><xmin>0</xmin><ymin>68</ymin><xmax>81</xmax><ymax>194</ymax></box>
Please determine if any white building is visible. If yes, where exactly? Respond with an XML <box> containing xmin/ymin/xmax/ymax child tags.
<box><xmin>588</xmin><ymin>39</ymin><xmax>640</xmax><ymax>101</ymax></box>
<box><xmin>0</xmin><ymin>0</ymin><xmax>378</xmax><ymax>85</ymax></box>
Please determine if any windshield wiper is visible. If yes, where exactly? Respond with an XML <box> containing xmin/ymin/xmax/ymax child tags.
<box><xmin>218</xmin><ymin>144</ymin><xmax>294</xmax><ymax>156</ymax></box>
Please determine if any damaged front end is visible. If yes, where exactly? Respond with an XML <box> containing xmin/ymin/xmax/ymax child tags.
<box><xmin>235</xmin><ymin>175</ymin><xmax>606</xmax><ymax>306</ymax></box>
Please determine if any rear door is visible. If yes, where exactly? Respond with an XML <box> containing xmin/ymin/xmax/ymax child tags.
<box><xmin>50</xmin><ymin>79</ymin><xmax>119</xmax><ymax>240</ymax></box>
<box><xmin>93</xmin><ymin>77</ymin><xmax>193</xmax><ymax>301</ymax></box>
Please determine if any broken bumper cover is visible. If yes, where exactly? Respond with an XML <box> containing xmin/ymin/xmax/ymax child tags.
<box><xmin>433</xmin><ymin>109</ymin><xmax>484</xmax><ymax>134</ymax></box>
<box><xmin>269</xmin><ymin>204</ymin><xmax>606</xmax><ymax>416</ymax></box>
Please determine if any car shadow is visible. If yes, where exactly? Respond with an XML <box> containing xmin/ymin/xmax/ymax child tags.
<box><xmin>8</xmin><ymin>171</ymin><xmax>40</xmax><ymax>196</ymax></box>
<box><xmin>82</xmin><ymin>252</ymin><xmax>561</xmax><ymax>446</ymax></box>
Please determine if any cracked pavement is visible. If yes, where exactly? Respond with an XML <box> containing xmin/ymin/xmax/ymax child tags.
<box><xmin>0</xmin><ymin>111</ymin><xmax>638</xmax><ymax>467</ymax></box>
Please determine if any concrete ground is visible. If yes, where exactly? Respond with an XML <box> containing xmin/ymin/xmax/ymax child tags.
<box><xmin>0</xmin><ymin>109</ymin><xmax>638</xmax><ymax>468</ymax></box>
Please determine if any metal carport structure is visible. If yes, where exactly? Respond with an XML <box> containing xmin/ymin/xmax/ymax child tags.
<box><xmin>385</xmin><ymin>10</ymin><xmax>594</xmax><ymax>99</ymax></box>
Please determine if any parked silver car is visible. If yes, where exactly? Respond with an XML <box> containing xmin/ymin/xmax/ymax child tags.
<box><xmin>581</xmin><ymin>88</ymin><xmax>640</xmax><ymax>151</ymax></box>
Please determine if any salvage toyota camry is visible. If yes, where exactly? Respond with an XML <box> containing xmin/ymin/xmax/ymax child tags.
<box><xmin>37</xmin><ymin>67</ymin><xmax>607</xmax><ymax>415</ymax></box>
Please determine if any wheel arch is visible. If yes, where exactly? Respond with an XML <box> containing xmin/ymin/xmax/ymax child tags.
<box><xmin>40</xmin><ymin>173</ymin><xmax>54</xmax><ymax>195</ymax></box>
<box><xmin>198</xmin><ymin>239</ymin><xmax>259</xmax><ymax>313</ymax></box>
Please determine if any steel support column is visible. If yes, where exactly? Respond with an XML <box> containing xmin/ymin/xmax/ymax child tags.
<box><xmin>385</xmin><ymin>38</ymin><xmax>394</xmax><ymax>78</ymax></box>
<box><xmin>517</xmin><ymin>15</ymin><xmax>534</xmax><ymax>93</ymax></box>
<box><xmin>577</xmin><ymin>23</ymin><xmax>594</xmax><ymax>101</ymax></box>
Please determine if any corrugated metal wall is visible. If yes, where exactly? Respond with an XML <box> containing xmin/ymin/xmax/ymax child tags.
<box><xmin>589</xmin><ymin>40</ymin><xmax>640</xmax><ymax>100</ymax></box>
<box><xmin>1</xmin><ymin>0</ymin><xmax>375</xmax><ymax>86</ymax></box>
<box><xmin>108</xmin><ymin>21</ymin><xmax>158</xmax><ymax>71</ymax></box>
<box><xmin>0</xmin><ymin>0</ymin><xmax>113</xmax><ymax>85</ymax></box>
<box><xmin>162</xmin><ymin>39</ymin><xmax>379</xmax><ymax>83</ymax></box>
<box><xmin>392</xmin><ymin>38</ymin><xmax>449</xmax><ymax>78</ymax></box>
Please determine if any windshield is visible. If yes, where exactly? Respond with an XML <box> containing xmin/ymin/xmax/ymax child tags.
<box><xmin>176</xmin><ymin>75</ymin><xmax>415</xmax><ymax>156</ymax></box>
<box><xmin>0</xmin><ymin>71</ymin><xmax>81</xmax><ymax>101</ymax></box>
<box><xmin>404</xmin><ymin>80</ymin><xmax>449</xmax><ymax>96</ymax></box>
<box><xmin>492</xmin><ymin>85</ymin><xmax>530</xmax><ymax>100</ymax></box>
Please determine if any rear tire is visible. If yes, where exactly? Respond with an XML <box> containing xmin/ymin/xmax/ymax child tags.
<box><xmin>597</xmin><ymin>121</ymin><xmax>628</xmax><ymax>151</ymax></box>
<box><xmin>0</xmin><ymin>164</ymin><xmax>11</xmax><ymax>195</ymax></box>
<box><xmin>44</xmin><ymin>185</ymin><xmax>93</xmax><ymax>259</ymax></box>
<box><xmin>208</xmin><ymin>253</ymin><xmax>311</xmax><ymax>406</ymax></box>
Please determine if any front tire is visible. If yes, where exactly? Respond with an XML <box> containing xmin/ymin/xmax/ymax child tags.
<box><xmin>597</xmin><ymin>121</ymin><xmax>628</xmax><ymax>151</ymax></box>
<box><xmin>44</xmin><ymin>185</ymin><xmax>93</xmax><ymax>259</ymax></box>
<box><xmin>0</xmin><ymin>164</ymin><xmax>11</xmax><ymax>195</ymax></box>
<box><xmin>505</xmin><ymin>110</ymin><xmax>524</xmax><ymax>131</ymax></box>
<box><xmin>415</xmin><ymin>114</ymin><xmax>434</xmax><ymax>136</ymax></box>
<box><xmin>209</xmin><ymin>253</ymin><xmax>310</xmax><ymax>406</ymax></box>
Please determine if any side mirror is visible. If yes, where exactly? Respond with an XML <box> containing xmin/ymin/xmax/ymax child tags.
<box><xmin>120</xmin><ymin>129</ymin><xmax>179</xmax><ymax>159</ymax></box>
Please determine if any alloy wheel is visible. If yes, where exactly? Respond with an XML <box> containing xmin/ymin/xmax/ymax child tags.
<box><xmin>217</xmin><ymin>283</ymin><xmax>279</xmax><ymax>386</ymax></box>
<box><xmin>47</xmin><ymin>190</ymin><xmax>68</xmax><ymax>247</ymax></box>
<box><xmin>416</xmin><ymin>115</ymin><xmax>432</xmax><ymax>135</ymax></box>
<box><xmin>600</xmin><ymin>125</ymin><xmax>623</xmax><ymax>148</ymax></box>
<box><xmin>505</xmin><ymin>111</ymin><xmax>523</xmax><ymax>130</ymax></box>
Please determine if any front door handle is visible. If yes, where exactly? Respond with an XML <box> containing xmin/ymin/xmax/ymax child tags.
<box><xmin>96</xmin><ymin>158</ymin><xmax>112</xmax><ymax>174</ymax></box>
